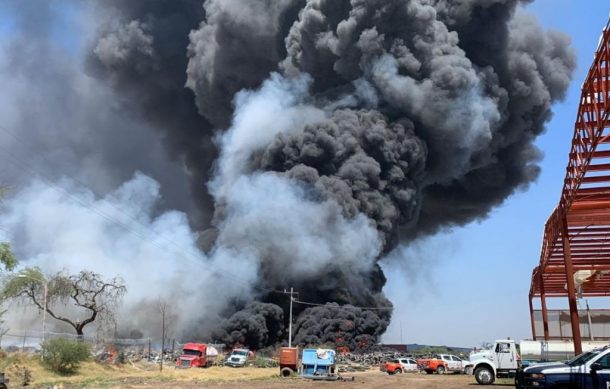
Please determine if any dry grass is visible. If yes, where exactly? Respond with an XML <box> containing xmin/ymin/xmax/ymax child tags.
<box><xmin>0</xmin><ymin>352</ymin><xmax>278</xmax><ymax>388</ymax></box>
<box><xmin>0</xmin><ymin>353</ymin><xmax>516</xmax><ymax>388</ymax></box>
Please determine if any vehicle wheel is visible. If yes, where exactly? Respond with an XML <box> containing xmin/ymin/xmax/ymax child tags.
<box><xmin>425</xmin><ymin>369</ymin><xmax>433</xmax><ymax>374</ymax></box>
<box><xmin>436</xmin><ymin>365</ymin><xmax>445</xmax><ymax>374</ymax></box>
<box><xmin>388</xmin><ymin>370</ymin><xmax>396</xmax><ymax>375</ymax></box>
<box><xmin>280</xmin><ymin>367</ymin><xmax>293</xmax><ymax>378</ymax></box>
<box><xmin>396</xmin><ymin>369</ymin><xmax>402</xmax><ymax>374</ymax></box>
<box><xmin>474</xmin><ymin>366</ymin><xmax>495</xmax><ymax>385</ymax></box>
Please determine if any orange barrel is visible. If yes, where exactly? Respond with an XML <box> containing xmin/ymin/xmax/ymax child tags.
<box><xmin>279</xmin><ymin>347</ymin><xmax>298</xmax><ymax>377</ymax></box>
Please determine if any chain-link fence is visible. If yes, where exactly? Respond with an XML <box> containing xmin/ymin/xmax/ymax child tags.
<box><xmin>2</xmin><ymin>329</ymin><xmax>153</xmax><ymax>362</ymax></box>
<box><xmin>0</xmin><ymin>330</ymin><xmax>228</xmax><ymax>365</ymax></box>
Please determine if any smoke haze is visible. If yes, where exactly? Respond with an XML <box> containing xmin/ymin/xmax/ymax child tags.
<box><xmin>0</xmin><ymin>0</ymin><xmax>575</xmax><ymax>348</ymax></box>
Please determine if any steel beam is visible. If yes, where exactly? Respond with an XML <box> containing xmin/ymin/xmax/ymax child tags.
<box><xmin>529</xmin><ymin>296</ymin><xmax>537</xmax><ymax>340</ymax></box>
<box><xmin>539</xmin><ymin>272</ymin><xmax>550</xmax><ymax>340</ymax></box>
<box><xmin>562</xmin><ymin>216</ymin><xmax>583</xmax><ymax>354</ymax></box>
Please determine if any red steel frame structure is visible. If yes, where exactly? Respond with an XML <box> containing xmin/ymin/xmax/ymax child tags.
<box><xmin>529</xmin><ymin>18</ymin><xmax>610</xmax><ymax>355</ymax></box>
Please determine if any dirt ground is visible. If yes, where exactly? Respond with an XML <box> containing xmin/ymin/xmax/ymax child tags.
<box><xmin>107</xmin><ymin>370</ymin><xmax>515</xmax><ymax>389</ymax></box>
<box><xmin>1</xmin><ymin>354</ymin><xmax>516</xmax><ymax>389</ymax></box>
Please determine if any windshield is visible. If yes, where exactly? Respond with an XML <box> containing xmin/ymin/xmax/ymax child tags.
<box><xmin>567</xmin><ymin>350</ymin><xmax>601</xmax><ymax>366</ymax></box>
<box><xmin>232</xmin><ymin>351</ymin><xmax>248</xmax><ymax>356</ymax></box>
<box><xmin>183</xmin><ymin>349</ymin><xmax>202</xmax><ymax>357</ymax></box>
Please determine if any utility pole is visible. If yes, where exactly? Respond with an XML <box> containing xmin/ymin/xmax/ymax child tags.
<box><xmin>282</xmin><ymin>288</ymin><xmax>298</xmax><ymax>347</ymax></box>
<box><xmin>159</xmin><ymin>301</ymin><xmax>167</xmax><ymax>372</ymax></box>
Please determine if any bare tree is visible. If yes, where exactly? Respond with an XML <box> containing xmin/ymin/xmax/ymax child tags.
<box><xmin>158</xmin><ymin>299</ymin><xmax>176</xmax><ymax>372</ymax></box>
<box><xmin>2</xmin><ymin>268</ymin><xmax>126</xmax><ymax>336</ymax></box>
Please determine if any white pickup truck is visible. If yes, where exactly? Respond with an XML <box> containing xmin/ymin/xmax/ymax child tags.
<box><xmin>418</xmin><ymin>354</ymin><xmax>469</xmax><ymax>374</ymax></box>
<box><xmin>437</xmin><ymin>354</ymin><xmax>470</xmax><ymax>373</ymax></box>
<box><xmin>225</xmin><ymin>348</ymin><xmax>250</xmax><ymax>367</ymax></box>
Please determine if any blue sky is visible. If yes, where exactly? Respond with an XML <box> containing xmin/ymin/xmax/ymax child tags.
<box><xmin>382</xmin><ymin>1</ymin><xmax>610</xmax><ymax>347</ymax></box>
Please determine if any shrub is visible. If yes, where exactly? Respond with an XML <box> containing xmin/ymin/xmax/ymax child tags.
<box><xmin>42</xmin><ymin>338</ymin><xmax>90</xmax><ymax>374</ymax></box>
<box><xmin>7</xmin><ymin>364</ymin><xmax>32</xmax><ymax>386</ymax></box>
<box><xmin>116</xmin><ymin>351</ymin><xmax>126</xmax><ymax>365</ymax></box>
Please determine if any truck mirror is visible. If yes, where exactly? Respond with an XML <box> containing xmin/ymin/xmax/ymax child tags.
<box><xmin>591</xmin><ymin>363</ymin><xmax>603</xmax><ymax>372</ymax></box>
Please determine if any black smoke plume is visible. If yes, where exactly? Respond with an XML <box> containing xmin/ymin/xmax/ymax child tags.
<box><xmin>213</xmin><ymin>302</ymin><xmax>285</xmax><ymax>350</ymax></box>
<box><xmin>293</xmin><ymin>303</ymin><xmax>389</xmax><ymax>351</ymax></box>
<box><xmin>0</xmin><ymin>0</ymin><xmax>575</xmax><ymax>349</ymax></box>
<box><xmin>89</xmin><ymin>0</ymin><xmax>574</xmax><ymax>349</ymax></box>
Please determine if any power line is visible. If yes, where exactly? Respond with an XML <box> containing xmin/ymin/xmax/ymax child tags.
<box><xmin>293</xmin><ymin>298</ymin><xmax>393</xmax><ymax>311</ymax></box>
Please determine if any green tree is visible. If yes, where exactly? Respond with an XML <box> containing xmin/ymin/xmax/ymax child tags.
<box><xmin>0</xmin><ymin>188</ymin><xmax>17</xmax><ymax>347</ymax></box>
<box><xmin>0</xmin><ymin>186</ymin><xmax>16</xmax><ymax>273</ymax></box>
<box><xmin>42</xmin><ymin>338</ymin><xmax>90</xmax><ymax>374</ymax></box>
<box><xmin>3</xmin><ymin>269</ymin><xmax>126</xmax><ymax>336</ymax></box>
<box><xmin>0</xmin><ymin>242</ymin><xmax>16</xmax><ymax>272</ymax></box>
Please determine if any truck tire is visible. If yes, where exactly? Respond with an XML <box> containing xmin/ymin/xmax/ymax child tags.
<box><xmin>425</xmin><ymin>369</ymin><xmax>433</xmax><ymax>374</ymax></box>
<box><xmin>474</xmin><ymin>366</ymin><xmax>495</xmax><ymax>385</ymax></box>
<box><xmin>396</xmin><ymin>368</ymin><xmax>402</xmax><ymax>374</ymax></box>
<box><xmin>280</xmin><ymin>367</ymin><xmax>293</xmax><ymax>378</ymax></box>
<box><xmin>436</xmin><ymin>366</ymin><xmax>445</xmax><ymax>374</ymax></box>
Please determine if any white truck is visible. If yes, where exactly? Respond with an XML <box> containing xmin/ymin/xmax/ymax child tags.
<box><xmin>225</xmin><ymin>348</ymin><xmax>250</xmax><ymax>367</ymax></box>
<box><xmin>467</xmin><ymin>339</ymin><xmax>610</xmax><ymax>385</ymax></box>
<box><xmin>466</xmin><ymin>339</ymin><xmax>521</xmax><ymax>384</ymax></box>
<box><xmin>437</xmin><ymin>354</ymin><xmax>470</xmax><ymax>373</ymax></box>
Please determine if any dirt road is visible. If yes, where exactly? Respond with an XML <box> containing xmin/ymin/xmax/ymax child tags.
<box><xmin>121</xmin><ymin>371</ymin><xmax>514</xmax><ymax>389</ymax></box>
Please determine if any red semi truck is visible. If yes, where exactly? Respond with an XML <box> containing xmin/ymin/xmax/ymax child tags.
<box><xmin>176</xmin><ymin>343</ymin><xmax>217</xmax><ymax>368</ymax></box>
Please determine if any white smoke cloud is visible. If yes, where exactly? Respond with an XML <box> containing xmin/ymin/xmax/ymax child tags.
<box><xmin>1</xmin><ymin>70</ymin><xmax>382</xmax><ymax>339</ymax></box>
<box><xmin>210</xmin><ymin>73</ymin><xmax>326</xmax><ymax>197</ymax></box>
<box><xmin>217</xmin><ymin>173</ymin><xmax>381</xmax><ymax>281</ymax></box>
<box><xmin>1</xmin><ymin>173</ymin><xmax>259</xmax><ymax>337</ymax></box>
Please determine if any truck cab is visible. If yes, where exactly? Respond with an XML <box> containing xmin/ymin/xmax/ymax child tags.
<box><xmin>516</xmin><ymin>345</ymin><xmax>610</xmax><ymax>388</ymax></box>
<box><xmin>467</xmin><ymin>339</ymin><xmax>521</xmax><ymax>384</ymax></box>
<box><xmin>225</xmin><ymin>348</ymin><xmax>251</xmax><ymax>367</ymax></box>
<box><xmin>176</xmin><ymin>343</ymin><xmax>214</xmax><ymax>368</ymax></box>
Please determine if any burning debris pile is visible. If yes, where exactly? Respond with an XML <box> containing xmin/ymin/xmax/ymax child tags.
<box><xmin>292</xmin><ymin>303</ymin><xmax>389</xmax><ymax>352</ymax></box>
<box><xmin>0</xmin><ymin>0</ymin><xmax>575</xmax><ymax>349</ymax></box>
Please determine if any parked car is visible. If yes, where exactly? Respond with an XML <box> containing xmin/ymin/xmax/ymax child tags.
<box><xmin>417</xmin><ymin>354</ymin><xmax>468</xmax><ymax>374</ymax></box>
<box><xmin>380</xmin><ymin>358</ymin><xmax>419</xmax><ymax>374</ymax></box>
<box><xmin>417</xmin><ymin>355</ymin><xmax>449</xmax><ymax>374</ymax></box>
<box><xmin>515</xmin><ymin>345</ymin><xmax>610</xmax><ymax>388</ymax></box>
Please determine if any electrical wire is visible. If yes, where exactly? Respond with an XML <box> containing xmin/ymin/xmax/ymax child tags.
<box><xmin>293</xmin><ymin>298</ymin><xmax>393</xmax><ymax>310</ymax></box>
